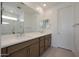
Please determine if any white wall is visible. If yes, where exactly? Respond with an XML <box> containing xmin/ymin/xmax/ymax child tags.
<box><xmin>24</xmin><ymin>12</ymin><xmax>38</xmax><ymax>33</ymax></box>
<box><xmin>41</xmin><ymin>8</ymin><xmax>58</xmax><ymax>47</ymax></box>
<box><xmin>23</xmin><ymin>5</ymin><xmax>39</xmax><ymax>33</ymax></box>
<box><xmin>49</xmin><ymin>9</ymin><xmax>58</xmax><ymax>47</ymax></box>
<box><xmin>35</xmin><ymin>7</ymin><xmax>58</xmax><ymax>47</ymax></box>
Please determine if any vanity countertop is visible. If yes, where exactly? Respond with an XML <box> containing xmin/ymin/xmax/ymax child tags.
<box><xmin>1</xmin><ymin>32</ymin><xmax>52</xmax><ymax>48</ymax></box>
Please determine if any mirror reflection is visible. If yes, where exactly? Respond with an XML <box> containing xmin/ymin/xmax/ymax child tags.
<box><xmin>1</xmin><ymin>2</ymin><xmax>49</xmax><ymax>36</ymax></box>
<box><xmin>1</xmin><ymin>2</ymin><xmax>24</xmax><ymax>35</ymax></box>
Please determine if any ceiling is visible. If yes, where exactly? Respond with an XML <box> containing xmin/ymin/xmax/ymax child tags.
<box><xmin>24</xmin><ymin>2</ymin><xmax>74</xmax><ymax>10</ymax></box>
<box><xmin>24</xmin><ymin>2</ymin><xmax>60</xmax><ymax>11</ymax></box>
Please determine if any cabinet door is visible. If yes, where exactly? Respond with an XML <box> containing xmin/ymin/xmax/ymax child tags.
<box><xmin>39</xmin><ymin>38</ymin><xmax>45</xmax><ymax>56</ymax></box>
<box><xmin>8</xmin><ymin>47</ymin><xmax>29</xmax><ymax>57</ymax></box>
<box><xmin>29</xmin><ymin>42</ymin><xmax>39</xmax><ymax>57</ymax></box>
<box><xmin>1</xmin><ymin>48</ymin><xmax>8</xmax><ymax>57</ymax></box>
<box><xmin>45</xmin><ymin>39</ymin><xmax>49</xmax><ymax>50</ymax></box>
<box><xmin>48</xmin><ymin>35</ymin><xmax>51</xmax><ymax>47</ymax></box>
<box><xmin>45</xmin><ymin>35</ymin><xmax>51</xmax><ymax>50</ymax></box>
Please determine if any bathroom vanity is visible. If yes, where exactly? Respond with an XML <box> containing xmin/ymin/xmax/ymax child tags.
<box><xmin>1</xmin><ymin>33</ymin><xmax>51</xmax><ymax>57</ymax></box>
<box><xmin>1</xmin><ymin>2</ymin><xmax>51</xmax><ymax>57</ymax></box>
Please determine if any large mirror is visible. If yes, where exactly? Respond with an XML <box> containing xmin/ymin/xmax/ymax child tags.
<box><xmin>1</xmin><ymin>2</ymin><xmax>39</xmax><ymax>36</ymax></box>
<box><xmin>1</xmin><ymin>2</ymin><xmax>24</xmax><ymax>35</ymax></box>
<box><xmin>1</xmin><ymin>2</ymin><xmax>49</xmax><ymax>36</ymax></box>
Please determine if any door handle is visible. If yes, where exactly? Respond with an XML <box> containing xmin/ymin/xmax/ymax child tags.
<box><xmin>73</xmin><ymin>23</ymin><xmax>79</xmax><ymax>27</ymax></box>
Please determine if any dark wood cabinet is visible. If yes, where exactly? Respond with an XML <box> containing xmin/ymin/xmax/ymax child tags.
<box><xmin>29</xmin><ymin>42</ymin><xmax>39</xmax><ymax>57</ymax></box>
<box><xmin>8</xmin><ymin>47</ymin><xmax>29</xmax><ymax>57</ymax></box>
<box><xmin>1</xmin><ymin>34</ymin><xmax>51</xmax><ymax>57</ymax></box>
<box><xmin>1</xmin><ymin>48</ymin><xmax>7</xmax><ymax>57</ymax></box>
<box><xmin>39</xmin><ymin>37</ymin><xmax>45</xmax><ymax>56</ymax></box>
<box><xmin>45</xmin><ymin>39</ymin><xmax>49</xmax><ymax>50</ymax></box>
<box><xmin>45</xmin><ymin>34</ymin><xmax>51</xmax><ymax>50</ymax></box>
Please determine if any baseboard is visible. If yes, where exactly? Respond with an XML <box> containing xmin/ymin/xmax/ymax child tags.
<box><xmin>57</xmin><ymin>47</ymin><xmax>72</xmax><ymax>52</ymax></box>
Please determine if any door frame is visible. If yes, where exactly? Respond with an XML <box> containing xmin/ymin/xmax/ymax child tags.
<box><xmin>73</xmin><ymin>4</ymin><xmax>79</xmax><ymax>56</ymax></box>
<box><xmin>56</xmin><ymin>5</ymin><xmax>75</xmax><ymax>51</ymax></box>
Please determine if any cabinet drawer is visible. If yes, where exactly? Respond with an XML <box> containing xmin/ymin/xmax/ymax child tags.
<box><xmin>30</xmin><ymin>38</ymin><xmax>39</xmax><ymax>44</ymax></box>
<box><xmin>7</xmin><ymin>38</ymin><xmax>39</xmax><ymax>54</ymax></box>
<box><xmin>40</xmin><ymin>36</ymin><xmax>45</xmax><ymax>40</ymax></box>
<box><xmin>45</xmin><ymin>34</ymin><xmax>51</xmax><ymax>39</ymax></box>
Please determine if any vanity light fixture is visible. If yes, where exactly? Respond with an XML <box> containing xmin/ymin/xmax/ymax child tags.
<box><xmin>43</xmin><ymin>4</ymin><xmax>47</xmax><ymax>7</ymax></box>
<box><xmin>36</xmin><ymin>7</ymin><xmax>40</xmax><ymax>11</ymax></box>
<box><xmin>2</xmin><ymin>15</ymin><xmax>17</xmax><ymax>21</ymax></box>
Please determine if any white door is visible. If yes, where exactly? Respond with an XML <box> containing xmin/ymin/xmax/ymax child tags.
<box><xmin>74</xmin><ymin>24</ymin><xmax>79</xmax><ymax>56</ymax></box>
<box><xmin>56</xmin><ymin>6</ymin><xmax>74</xmax><ymax>50</ymax></box>
<box><xmin>74</xmin><ymin>4</ymin><xmax>79</xmax><ymax>56</ymax></box>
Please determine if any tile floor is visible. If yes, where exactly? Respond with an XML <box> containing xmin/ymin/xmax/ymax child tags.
<box><xmin>42</xmin><ymin>47</ymin><xmax>75</xmax><ymax>57</ymax></box>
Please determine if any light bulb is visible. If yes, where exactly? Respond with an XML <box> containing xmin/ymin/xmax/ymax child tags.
<box><xmin>43</xmin><ymin>4</ymin><xmax>47</xmax><ymax>7</ymax></box>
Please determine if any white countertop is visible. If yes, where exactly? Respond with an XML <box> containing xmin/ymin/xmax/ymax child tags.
<box><xmin>1</xmin><ymin>32</ymin><xmax>51</xmax><ymax>48</ymax></box>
